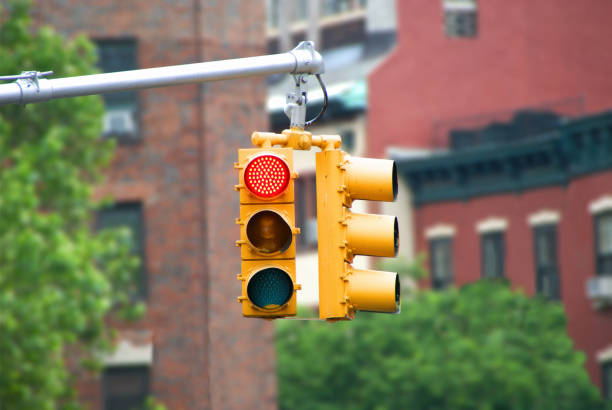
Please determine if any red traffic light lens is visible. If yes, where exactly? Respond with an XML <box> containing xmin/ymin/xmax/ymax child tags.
<box><xmin>244</xmin><ymin>154</ymin><xmax>290</xmax><ymax>199</ymax></box>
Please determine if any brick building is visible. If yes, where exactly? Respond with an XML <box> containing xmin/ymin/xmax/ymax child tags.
<box><xmin>34</xmin><ymin>1</ymin><xmax>276</xmax><ymax>409</ymax></box>
<box><xmin>369</xmin><ymin>0</ymin><xmax>612</xmax><ymax>397</ymax></box>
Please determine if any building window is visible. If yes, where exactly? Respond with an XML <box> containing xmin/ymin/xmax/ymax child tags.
<box><xmin>533</xmin><ymin>224</ymin><xmax>560</xmax><ymax>300</ymax></box>
<box><xmin>603</xmin><ymin>361</ymin><xmax>612</xmax><ymax>400</ymax></box>
<box><xmin>339</xmin><ymin>128</ymin><xmax>355</xmax><ymax>153</ymax></box>
<box><xmin>267</xmin><ymin>0</ymin><xmax>280</xmax><ymax>28</ymax></box>
<box><xmin>430</xmin><ymin>238</ymin><xmax>453</xmax><ymax>289</ymax></box>
<box><xmin>96</xmin><ymin>202</ymin><xmax>147</xmax><ymax>299</ymax></box>
<box><xmin>103</xmin><ymin>366</ymin><xmax>149</xmax><ymax>410</ymax></box>
<box><xmin>96</xmin><ymin>39</ymin><xmax>140</xmax><ymax>142</ymax></box>
<box><xmin>443</xmin><ymin>0</ymin><xmax>478</xmax><ymax>38</ymax></box>
<box><xmin>595</xmin><ymin>211</ymin><xmax>612</xmax><ymax>275</ymax></box>
<box><xmin>295</xmin><ymin>173</ymin><xmax>317</xmax><ymax>251</ymax></box>
<box><xmin>481</xmin><ymin>232</ymin><xmax>504</xmax><ymax>278</ymax></box>
<box><xmin>321</xmin><ymin>0</ymin><xmax>366</xmax><ymax>17</ymax></box>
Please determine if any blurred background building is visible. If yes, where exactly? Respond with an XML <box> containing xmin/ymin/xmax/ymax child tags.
<box><xmin>33</xmin><ymin>1</ymin><xmax>276</xmax><ymax>409</ymax></box>
<box><xmin>369</xmin><ymin>0</ymin><xmax>612</xmax><ymax>397</ymax></box>
<box><xmin>23</xmin><ymin>0</ymin><xmax>612</xmax><ymax>406</ymax></box>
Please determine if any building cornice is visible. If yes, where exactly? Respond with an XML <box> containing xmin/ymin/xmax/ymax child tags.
<box><xmin>396</xmin><ymin>112</ymin><xmax>612</xmax><ymax>206</ymax></box>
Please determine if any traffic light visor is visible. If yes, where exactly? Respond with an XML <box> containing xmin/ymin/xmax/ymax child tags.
<box><xmin>244</xmin><ymin>154</ymin><xmax>291</xmax><ymax>199</ymax></box>
<box><xmin>247</xmin><ymin>267</ymin><xmax>294</xmax><ymax>310</ymax></box>
<box><xmin>348</xmin><ymin>269</ymin><xmax>400</xmax><ymax>313</ymax></box>
<box><xmin>345</xmin><ymin>157</ymin><xmax>398</xmax><ymax>202</ymax></box>
<box><xmin>246</xmin><ymin>210</ymin><xmax>293</xmax><ymax>254</ymax></box>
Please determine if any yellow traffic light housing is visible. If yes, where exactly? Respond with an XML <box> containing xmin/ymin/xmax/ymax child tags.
<box><xmin>316</xmin><ymin>149</ymin><xmax>400</xmax><ymax>321</ymax></box>
<box><xmin>235</xmin><ymin>147</ymin><xmax>300</xmax><ymax>318</ymax></box>
<box><xmin>236</xmin><ymin>129</ymin><xmax>400</xmax><ymax>321</ymax></box>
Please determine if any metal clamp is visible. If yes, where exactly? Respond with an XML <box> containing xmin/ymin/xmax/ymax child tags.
<box><xmin>285</xmin><ymin>74</ymin><xmax>308</xmax><ymax>129</ymax></box>
<box><xmin>289</xmin><ymin>41</ymin><xmax>325</xmax><ymax>75</ymax></box>
<box><xmin>4</xmin><ymin>71</ymin><xmax>54</xmax><ymax>105</ymax></box>
<box><xmin>283</xmin><ymin>73</ymin><xmax>328</xmax><ymax>129</ymax></box>
<box><xmin>0</xmin><ymin>70</ymin><xmax>53</xmax><ymax>82</ymax></box>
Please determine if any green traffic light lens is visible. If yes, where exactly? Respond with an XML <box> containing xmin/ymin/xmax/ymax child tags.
<box><xmin>247</xmin><ymin>268</ymin><xmax>293</xmax><ymax>310</ymax></box>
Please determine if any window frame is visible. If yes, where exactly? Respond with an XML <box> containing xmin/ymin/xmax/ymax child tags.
<box><xmin>96</xmin><ymin>202</ymin><xmax>147</xmax><ymax>300</ymax></box>
<box><xmin>533</xmin><ymin>224</ymin><xmax>561</xmax><ymax>300</ymax></box>
<box><xmin>95</xmin><ymin>38</ymin><xmax>141</xmax><ymax>144</ymax></box>
<box><xmin>443</xmin><ymin>0</ymin><xmax>478</xmax><ymax>38</ymax></box>
<box><xmin>481</xmin><ymin>231</ymin><xmax>505</xmax><ymax>279</ymax></box>
<box><xmin>595</xmin><ymin>211</ymin><xmax>612</xmax><ymax>276</ymax></box>
<box><xmin>102</xmin><ymin>365</ymin><xmax>150</xmax><ymax>410</ymax></box>
<box><xmin>429</xmin><ymin>237</ymin><xmax>454</xmax><ymax>289</ymax></box>
<box><xmin>603</xmin><ymin>361</ymin><xmax>612</xmax><ymax>401</ymax></box>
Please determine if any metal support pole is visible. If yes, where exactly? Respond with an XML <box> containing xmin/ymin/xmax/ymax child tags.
<box><xmin>0</xmin><ymin>41</ymin><xmax>324</xmax><ymax>106</ymax></box>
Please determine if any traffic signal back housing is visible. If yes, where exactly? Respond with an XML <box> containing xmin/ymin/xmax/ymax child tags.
<box><xmin>316</xmin><ymin>148</ymin><xmax>400</xmax><ymax>320</ymax></box>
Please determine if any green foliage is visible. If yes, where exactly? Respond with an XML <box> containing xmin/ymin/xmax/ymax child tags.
<box><xmin>277</xmin><ymin>281</ymin><xmax>606</xmax><ymax>410</ymax></box>
<box><xmin>378</xmin><ymin>253</ymin><xmax>428</xmax><ymax>282</ymax></box>
<box><xmin>144</xmin><ymin>396</ymin><xmax>167</xmax><ymax>410</ymax></box>
<box><xmin>0</xmin><ymin>1</ymin><xmax>141</xmax><ymax>407</ymax></box>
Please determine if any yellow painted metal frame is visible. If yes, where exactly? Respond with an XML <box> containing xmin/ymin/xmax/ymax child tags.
<box><xmin>235</xmin><ymin>146</ymin><xmax>300</xmax><ymax>318</ymax></box>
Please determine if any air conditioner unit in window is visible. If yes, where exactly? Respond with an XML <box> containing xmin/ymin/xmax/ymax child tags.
<box><xmin>586</xmin><ymin>276</ymin><xmax>612</xmax><ymax>306</ymax></box>
<box><xmin>103</xmin><ymin>108</ymin><xmax>137</xmax><ymax>136</ymax></box>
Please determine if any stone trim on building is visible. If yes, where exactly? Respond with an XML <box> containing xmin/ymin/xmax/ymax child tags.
<box><xmin>425</xmin><ymin>223</ymin><xmax>456</xmax><ymax>239</ymax></box>
<box><xmin>589</xmin><ymin>195</ymin><xmax>612</xmax><ymax>215</ymax></box>
<box><xmin>597</xmin><ymin>345</ymin><xmax>612</xmax><ymax>363</ymax></box>
<box><xmin>527</xmin><ymin>209</ymin><xmax>561</xmax><ymax>226</ymax></box>
<box><xmin>476</xmin><ymin>217</ymin><xmax>508</xmax><ymax>233</ymax></box>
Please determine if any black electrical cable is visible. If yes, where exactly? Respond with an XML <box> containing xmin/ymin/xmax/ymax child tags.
<box><xmin>305</xmin><ymin>74</ymin><xmax>327</xmax><ymax>127</ymax></box>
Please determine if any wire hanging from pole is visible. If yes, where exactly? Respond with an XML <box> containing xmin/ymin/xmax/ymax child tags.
<box><xmin>305</xmin><ymin>74</ymin><xmax>327</xmax><ymax>127</ymax></box>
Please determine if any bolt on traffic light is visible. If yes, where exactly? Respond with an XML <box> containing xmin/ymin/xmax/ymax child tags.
<box><xmin>235</xmin><ymin>148</ymin><xmax>300</xmax><ymax>318</ymax></box>
<box><xmin>316</xmin><ymin>148</ymin><xmax>400</xmax><ymax>321</ymax></box>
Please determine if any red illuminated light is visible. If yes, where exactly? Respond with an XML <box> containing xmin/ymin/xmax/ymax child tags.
<box><xmin>244</xmin><ymin>154</ymin><xmax>291</xmax><ymax>199</ymax></box>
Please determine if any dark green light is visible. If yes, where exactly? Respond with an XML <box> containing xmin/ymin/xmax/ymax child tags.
<box><xmin>247</xmin><ymin>268</ymin><xmax>293</xmax><ymax>310</ymax></box>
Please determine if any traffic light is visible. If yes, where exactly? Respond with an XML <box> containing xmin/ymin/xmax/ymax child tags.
<box><xmin>235</xmin><ymin>147</ymin><xmax>300</xmax><ymax>318</ymax></box>
<box><xmin>316</xmin><ymin>148</ymin><xmax>400</xmax><ymax>320</ymax></box>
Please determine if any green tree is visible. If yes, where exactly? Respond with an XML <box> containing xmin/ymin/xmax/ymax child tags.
<box><xmin>0</xmin><ymin>1</ymin><xmax>140</xmax><ymax>407</ymax></box>
<box><xmin>277</xmin><ymin>280</ymin><xmax>606</xmax><ymax>410</ymax></box>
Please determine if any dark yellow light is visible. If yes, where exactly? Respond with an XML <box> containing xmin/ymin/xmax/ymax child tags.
<box><xmin>246</xmin><ymin>210</ymin><xmax>292</xmax><ymax>254</ymax></box>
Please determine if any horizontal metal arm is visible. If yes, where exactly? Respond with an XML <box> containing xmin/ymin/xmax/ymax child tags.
<box><xmin>0</xmin><ymin>41</ymin><xmax>324</xmax><ymax>106</ymax></box>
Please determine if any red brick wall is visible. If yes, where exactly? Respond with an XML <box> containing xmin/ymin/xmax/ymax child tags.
<box><xmin>415</xmin><ymin>171</ymin><xmax>612</xmax><ymax>389</ymax></box>
<box><xmin>369</xmin><ymin>0</ymin><xmax>612</xmax><ymax>154</ymax></box>
<box><xmin>34</xmin><ymin>1</ymin><xmax>276</xmax><ymax>409</ymax></box>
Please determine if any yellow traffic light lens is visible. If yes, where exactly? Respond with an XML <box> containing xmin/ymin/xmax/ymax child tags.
<box><xmin>244</xmin><ymin>154</ymin><xmax>290</xmax><ymax>199</ymax></box>
<box><xmin>246</xmin><ymin>210</ymin><xmax>292</xmax><ymax>254</ymax></box>
<box><xmin>247</xmin><ymin>267</ymin><xmax>294</xmax><ymax>310</ymax></box>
